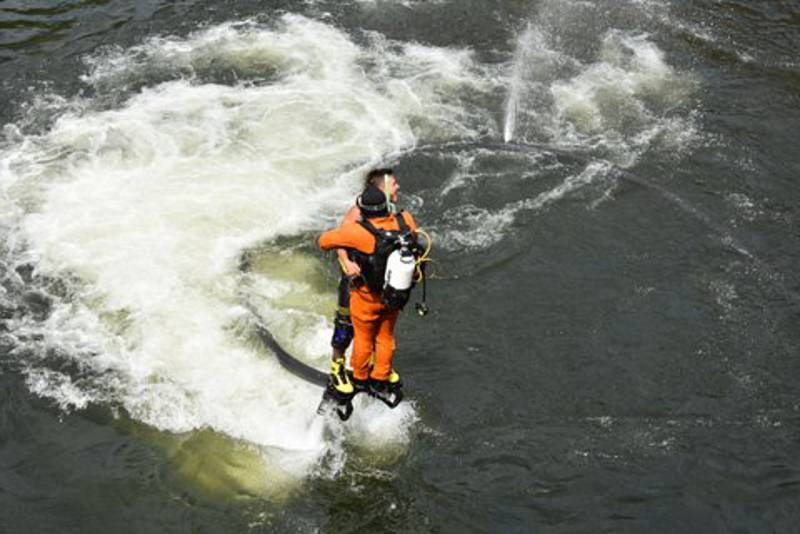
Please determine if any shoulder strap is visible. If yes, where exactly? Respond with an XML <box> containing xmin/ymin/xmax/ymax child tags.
<box><xmin>396</xmin><ymin>210</ymin><xmax>411</xmax><ymax>234</ymax></box>
<box><xmin>358</xmin><ymin>217</ymin><xmax>410</xmax><ymax>239</ymax></box>
<box><xmin>357</xmin><ymin>218</ymin><xmax>382</xmax><ymax>239</ymax></box>
<box><xmin>359</xmin><ymin>213</ymin><xmax>410</xmax><ymax>236</ymax></box>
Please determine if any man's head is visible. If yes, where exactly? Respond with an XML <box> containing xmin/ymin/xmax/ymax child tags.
<box><xmin>357</xmin><ymin>185</ymin><xmax>390</xmax><ymax>218</ymax></box>
<box><xmin>365</xmin><ymin>168</ymin><xmax>399</xmax><ymax>202</ymax></box>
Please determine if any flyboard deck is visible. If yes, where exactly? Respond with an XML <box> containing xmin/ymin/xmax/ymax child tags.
<box><xmin>253</xmin><ymin>319</ymin><xmax>402</xmax><ymax>420</ymax></box>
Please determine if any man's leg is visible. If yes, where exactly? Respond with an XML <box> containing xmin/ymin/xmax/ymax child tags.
<box><xmin>349</xmin><ymin>291</ymin><xmax>381</xmax><ymax>381</ymax></box>
<box><xmin>330</xmin><ymin>275</ymin><xmax>353</xmax><ymax>360</ymax></box>
<box><xmin>370</xmin><ymin>308</ymin><xmax>400</xmax><ymax>382</ymax></box>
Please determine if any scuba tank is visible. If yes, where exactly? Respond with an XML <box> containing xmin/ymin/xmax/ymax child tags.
<box><xmin>384</xmin><ymin>237</ymin><xmax>416</xmax><ymax>291</ymax></box>
<box><xmin>381</xmin><ymin>234</ymin><xmax>417</xmax><ymax>309</ymax></box>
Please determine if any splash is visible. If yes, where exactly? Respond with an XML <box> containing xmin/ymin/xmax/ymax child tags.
<box><xmin>0</xmin><ymin>14</ymin><xmax>490</xmax><ymax>492</ymax></box>
<box><xmin>439</xmin><ymin>0</ymin><xmax>700</xmax><ymax>253</ymax></box>
<box><xmin>503</xmin><ymin>24</ymin><xmax>535</xmax><ymax>143</ymax></box>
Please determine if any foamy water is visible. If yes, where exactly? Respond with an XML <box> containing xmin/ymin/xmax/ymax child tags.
<box><xmin>442</xmin><ymin>0</ymin><xmax>697</xmax><ymax>252</ymax></box>
<box><xmin>0</xmin><ymin>2</ymin><xmax>699</xmax><ymax>493</ymax></box>
<box><xmin>0</xmin><ymin>14</ymin><xmax>492</xmax><ymax>489</ymax></box>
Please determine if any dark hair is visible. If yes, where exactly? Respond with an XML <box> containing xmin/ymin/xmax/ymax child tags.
<box><xmin>365</xmin><ymin>168</ymin><xmax>395</xmax><ymax>189</ymax></box>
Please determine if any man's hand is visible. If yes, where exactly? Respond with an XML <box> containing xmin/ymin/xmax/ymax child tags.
<box><xmin>341</xmin><ymin>258</ymin><xmax>362</xmax><ymax>277</ymax></box>
<box><xmin>336</xmin><ymin>248</ymin><xmax>361</xmax><ymax>277</ymax></box>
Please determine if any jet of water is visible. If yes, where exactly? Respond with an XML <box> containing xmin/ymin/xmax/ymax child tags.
<box><xmin>503</xmin><ymin>23</ymin><xmax>534</xmax><ymax>143</ymax></box>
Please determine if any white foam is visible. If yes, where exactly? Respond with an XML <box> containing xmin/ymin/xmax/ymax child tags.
<box><xmin>365</xmin><ymin>32</ymin><xmax>499</xmax><ymax>140</ymax></box>
<box><xmin>83</xmin><ymin>16</ymin><xmax>362</xmax><ymax>89</ymax></box>
<box><xmin>520</xmin><ymin>160</ymin><xmax>614</xmax><ymax>211</ymax></box>
<box><xmin>0</xmin><ymin>7</ymin><xmax>704</xmax><ymax>489</ymax></box>
<box><xmin>435</xmin><ymin>161</ymin><xmax>614</xmax><ymax>252</ymax></box>
<box><xmin>448</xmin><ymin>2</ymin><xmax>701</xmax><ymax>255</ymax></box>
<box><xmin>501</xmin><ymin>0</ymin><xmax>698</xmax><ymax>160</ymax></box>
<box><xmin>0</xmin><ymin>14</ymin><xmax>491</xmax><ymax>488</ymax></box>
<box><xmin>551</xmin><ymin>30</ymin><xmax>694</xmax><ymax>153</ymax></box>
<box><xmin>437</xmin><ymin>203</ymin><xmax>517</xmax><ymax>251</ymax></box>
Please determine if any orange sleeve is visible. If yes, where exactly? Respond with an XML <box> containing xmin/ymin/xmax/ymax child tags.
<box><xmin>319</xmin><ymin>222</ymin><xmax>375</xmax><ymax>253</ymax></box>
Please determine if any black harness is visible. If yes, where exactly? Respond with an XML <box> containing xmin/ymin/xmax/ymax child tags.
<box><xmin>350</xmin><ymin>212</ymin><xmax>417</xmax><ymax>308</ymax></box>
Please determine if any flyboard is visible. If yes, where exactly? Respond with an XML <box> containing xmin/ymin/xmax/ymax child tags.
<box><xmin>253</xmin><ymin>321</ymin><xmax>402</xmax><ymax>421</ymax></box>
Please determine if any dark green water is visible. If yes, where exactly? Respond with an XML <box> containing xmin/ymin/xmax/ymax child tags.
<box><xmin>2</xmin><ymin>1</ymin><xmax>800</xmax><ymax>532</ymax></box>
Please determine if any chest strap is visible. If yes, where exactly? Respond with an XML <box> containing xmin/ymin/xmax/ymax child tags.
<box><xmin>358</xmin><ymin>211</ymin><xmax>410</xmax><ymax>238</ymax></box>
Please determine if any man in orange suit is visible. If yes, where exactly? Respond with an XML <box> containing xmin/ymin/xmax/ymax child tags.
<box><xmin>319</xmin><ymin>170</ymin><xmax>418</xmax><ymax>400</ymax></box>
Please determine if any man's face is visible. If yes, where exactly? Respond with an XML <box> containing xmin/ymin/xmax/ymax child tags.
<box><xmin>386</xmin><ymin>175</ymin><xmax>399</xmax><ymax>202</ymax></box>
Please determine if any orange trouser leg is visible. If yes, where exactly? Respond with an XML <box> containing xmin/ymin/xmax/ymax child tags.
<box><xmin>349</xmin><ymin>290</ymin><xmax>399</xmax><ymax>381</ymax></box>
<box><xmin>349</xmin><ymin>290</ymin><xmax>381</xmax><ymax>380</ymax></box>
<box><xmin>370</xmin><ymin>308</ymin><xmax>399</xmax><ymax>381</ymax></box>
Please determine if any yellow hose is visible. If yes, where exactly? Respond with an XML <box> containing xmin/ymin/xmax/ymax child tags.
<box><xmin>414</xmin><ymin>228</ymin><xmax>434</xmax><ymax>282</ymax></box>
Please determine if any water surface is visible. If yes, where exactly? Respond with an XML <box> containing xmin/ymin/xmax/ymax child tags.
<box><xmin>1</xmin><ymin>1</ymin><xmax>799</xmax><ymax>532</ymax></box>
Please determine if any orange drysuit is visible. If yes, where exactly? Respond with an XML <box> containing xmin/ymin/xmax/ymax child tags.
<box><xmin>319</xmin><ymin>212</ymin><xmax>417</xmax><ymax>381</ymax></box>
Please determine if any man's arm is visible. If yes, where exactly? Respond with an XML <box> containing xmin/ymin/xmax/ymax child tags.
<box><xmin>319</xmin><ymin>223</ymin><xmax>373</xmax><ymax>254</ymax></box>
<box><xmin>336</xmin><ymin>206</ymin><xmax>362</xmax><ymax>276</ymax></box>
